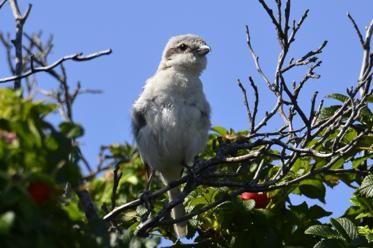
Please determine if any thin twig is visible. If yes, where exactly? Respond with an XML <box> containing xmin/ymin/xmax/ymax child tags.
<box><xmin>0</xmin><ymin>49</ymin><xmax>112</xmax><ymax>83</ymax></box>
<box><xmin>347</xmin><ymin>13</ymin><xmax>365</xmax><ymax>47</ymax></box>
<box><xmin>237</xmin><ymin>79</ymin><xmax>253</xmax><ymax>130</ymax></box>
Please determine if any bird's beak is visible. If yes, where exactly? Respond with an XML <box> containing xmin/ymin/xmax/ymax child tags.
<box><xmin>197</xmin><ymin>45</ymin><xmax>210</xmax><ymax>55</ymax></box>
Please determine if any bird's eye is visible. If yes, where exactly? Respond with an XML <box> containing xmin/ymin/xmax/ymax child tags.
<box><xmin>178</xmin><ymin>43</ymin><xmax>188</xmax><ymax>51</ymax></box>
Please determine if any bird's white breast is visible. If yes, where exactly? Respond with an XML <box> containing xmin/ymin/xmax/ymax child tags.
<box><xmin>135</xmin><ymin>68</ymin><xmax>210</xmax><ymax>172</ymax></box>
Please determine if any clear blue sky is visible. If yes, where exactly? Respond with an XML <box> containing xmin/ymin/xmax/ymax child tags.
<box><xmin>0</xmin><ymin>0</ymin><xmax>372</xmax><ymax>223</ymax></box>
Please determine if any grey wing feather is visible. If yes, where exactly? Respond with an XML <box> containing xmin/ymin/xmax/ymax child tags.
<box><xmin>131</xmin><ymin>107</ymin><xmax>147</xmax><ymax>138</ymax></box>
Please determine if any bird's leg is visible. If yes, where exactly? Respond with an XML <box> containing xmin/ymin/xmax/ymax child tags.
<box><xmin>140</xmin><ymin>164</ymin><xmax>154</xmax><ymax>222</ymax></box>
<box><xmin>182</xmin><ymin>158</ymin><xmax>198</xmax><ymax>181</ymax></box>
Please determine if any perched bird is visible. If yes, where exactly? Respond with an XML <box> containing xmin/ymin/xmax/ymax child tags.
<box><xmin>131</xmin><ymin>34</ymin><xmax>211</xmax><ymax>238</ymax></box>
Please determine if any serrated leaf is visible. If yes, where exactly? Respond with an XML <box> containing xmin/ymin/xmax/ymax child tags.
<box><xmin>330</xmin><ymin>218</ymin><xmax>359</xmax><ymax>241</ymax></box>
<box><xmin>341</xmin><ymin>128</ymin><xmax>357</xmax><ymax>144</ymax></box>
<box><xmin>350</xmin><ymin>236</ymin><xmax>369</xmax><ymax>247</ymax></box>
<box><xmin>313</xmin><ymin>239</ymin><xmax>345</xmax><ymax>248</ymax></box>
<box><xmin>366</xmin><ymin>94</ymin><xmax>373</xmax><ymax>103</ymax></box>
<box><xmin>305</xmin><ymin>225</ymin><xmax>339</xmax><ymax>238</ymax></box>
<box><xmin>358</xmin><ymin>175</ymin><xmax>373</xmax><ymax>198</ymax></box>
<box><xmin>327</xmin><ymin>93</ymin><xmax>349</xmax><ymax>103</ymax></box>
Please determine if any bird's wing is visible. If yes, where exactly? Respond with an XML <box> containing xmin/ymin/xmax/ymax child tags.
<box><xmin>131</xmin><ymin>104</ymin><xmax>147</xmax><ymax>138</ymax></box>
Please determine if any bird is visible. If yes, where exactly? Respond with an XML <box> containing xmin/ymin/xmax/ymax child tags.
<box><xmin>131</xmin><ymin>34</ymin><xmax>211</xmax><ymax>238</ymax></box>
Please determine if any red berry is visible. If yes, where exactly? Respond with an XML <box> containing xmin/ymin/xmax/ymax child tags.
<box><xmin>27</xmin><ymin>181</ymin><xmax>52</xmax><ymax>205</ymax></box>
<box><xmin>240</xmin><ymin>192</ymin><xmax>269</xmax><ymax>208</ymax></box>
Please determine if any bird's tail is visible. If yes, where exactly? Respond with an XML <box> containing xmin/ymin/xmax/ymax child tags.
<box><xmin>167</xmin><ymin>187</ymin><xmax>188</xmax><ymax>238</ymax></box>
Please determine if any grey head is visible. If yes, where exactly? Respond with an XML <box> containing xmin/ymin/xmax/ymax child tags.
<box><xmin>158</xmin><ymin>34</ymin><xmax>210</xmax><ymax>74</ymax></box>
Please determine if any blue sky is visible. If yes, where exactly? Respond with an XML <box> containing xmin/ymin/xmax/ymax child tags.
<box><xmin>0</xmin><ymin>0</ymin><xmax>372</xmax><ymax>224</ymax></box>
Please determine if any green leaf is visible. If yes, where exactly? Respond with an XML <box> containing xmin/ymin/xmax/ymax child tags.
<box><xmin>352</xmin><ymin>154</ymin><xmax>373</xmax><ymax>168</ymax></box>
<box><xmin>358</xmin><ymin>135</ymin><xmax>373</xmax><ymax>148</ymax></box>
<box><xmin>341</xmin><ymin>128</ymin><xmax>357</xmax><ymax>144</ymax></box>
<box><xmin>33</xmin><ymin>102</ymin><xmax>57</xmax><ymax>116</ymax></box>
<box><xmin>359</xmin><ymin>106</ymin><xmax>373</xmax><ymax>125</ymax></box>
<box><xmin>0</xmin><ymin>211</ymin><xmax>15</xmax><ymax>234</ymax></box>
<box><xmin>136</xmin><ymin>205</ymin><xmax>148</xmax><ymax>217</ymax></box>
<box><xmin>308</xmin><ymin>205</ymin><xmax>332</xmax><ymax>219</ymax></box>
<box><xmin>330</xmin><ymin>218</ymin><xmax>359</xmax><ymax>242</ymax></box>
<box><xmin>318</xmin><ymin>105</ymin><xmax>341</xmax><ymax>121</ymax></box>
<box><xmin>313</xmin><ymin>239</ymin><xmax>345</xmax><ymax>248</ymax></box>
<box><xmin>242</xmin><ymin>199</ymin><xmax>255</xmax><ymax>211</ymax></box>
<box><xmin>358</xmin><ymin>175</ymin><xmax>373</xmax><ymax>198</ymax></box>
<box><xmin>28</xmin><ymin>119</ymin><xmax>42</xmax><ymax>147</ymax></box>
<box><xmin>298</xmin><ymin>179</ymin><xmax>326</xmax><ymax>202</ymax></box>
<box><xmin>62</xmin><ymin>199</ymin><xmax>85</xmax><ymax>221</ymax></box>
<box><xmin>122</xmin><ymin>174</ymin><xmax>139</xmax><ymax>185</ymax></box>
<box><xmin>305</xmin><ymin>225</ymin><xmax>339</xmax><ymax>238</ymax></box>
<box><xmin>327</xmin><ymin>93</ymin><xmax>349</xmax><ymax>103</ymax></box>
<box><xmin>59</xmin><ymin>122</ymin><xmax>84</xmax><ymax>139</ymax></box>
<box><xmin>367</xmin><ymin>234</ymin><xmax>373</xmax><ymax>243</ymax></box>
<box><xmin>211</xmin><ymin>126</ymin><xmax>227</xmax><ymax>136</ymax></box>
<box><xmin>350</xmin><ymin>236</ymin><xmax>369</xmax><ymax>247</ymax></box>
<box><xmin>367</xmin><ymin>94</ymin><xmax>373</xmax><ymax>103</ymax></box>
<box><xmin>291</xmin><ymin>158</ymin><xmax>311</xmax><ymax>175</ymax></box>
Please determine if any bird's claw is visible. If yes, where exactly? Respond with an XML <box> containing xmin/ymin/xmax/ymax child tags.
<box><xmin>140</xmin><ymin>189</ymin><xmax>153</xmax><ymax>222</ymax></box>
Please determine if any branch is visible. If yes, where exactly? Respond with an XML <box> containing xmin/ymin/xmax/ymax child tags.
<box><xmin>249</xmin><ymin>76</ymin><xmax>259</xmax><ymax>133</ymax></box>
<box><xmin>111</xmin><ymin>162</ymin><xmax>122</xmax><ymax>210</ymax></box>
<box><xmin>0</xmin><ymin>49</ymin><xmax>112</xmax><ymax>84</ymax></box>
<box><xmin>102</xmin><ymin>1</ymin><xmax>373</xmax><ymax>238</ymax></box>
<box><xmin>245</xmin><ymin>25</ymin><xmax>273</xmax><ymax>90</ymax></box>
<box><xmin>348</xmin><ymin>14</ymin><xmax>373</xmax><ymax>96</ymax></box>
<box><xmin>0</xmin><ymin>0</ymin><xmax>7</xmax><ymax>9</ymax></box>
<box><xmin>237</xmin><ymin>79</ymin><xmax>253</xmax><ymax>130</ymax></box>
<box><xmin>347</xmin><ymin>13</ymin><xmax>365</xmax><ymax>47</ymax></box>
<box><xmin>9</xmin><ymin>0</ymin><xmax>32</xmax><ymax>89</ymax></box>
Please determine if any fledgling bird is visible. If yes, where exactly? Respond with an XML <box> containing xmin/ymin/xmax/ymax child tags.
<box><xmin>131</xmin><ymin>34</ymin><xmax>211</xmax><ymax>238</ymax></box>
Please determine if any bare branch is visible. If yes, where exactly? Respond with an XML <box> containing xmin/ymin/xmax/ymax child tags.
<box><xmin>102</xmin><ymin>1</ymin><xmax>372</xmax><ymax>237</ymax></box>
<box><xmin>0</xmin><ymin>49</ymin><xmax>112</xmax><ymax>84</ymax></box>
<box><xmin>288</xmin><ymin>9</ymin><xmax>309</xmax><ymax>45</ymax></box>
<box><xmin>347</xmin><ymin>12</ymin><xmax>365</xmax><ymax>47</ymax></box>
<box><xmin>248</xmin><ymin>76</ymin><xmax>259</xmax><ymax>133</ymax></box>
<box><xmin>258</xmin><ymin>0</ymin><xmax>284</xmax><ymax>42</ymax></box>
<box><xmin>8</xmin><ymin>0</ymin><xmax>33</xmax><ymax>89</ymax></box>
<box><xmin>0</xmin><ymin>0</ymin><xmax>7</xmax><ymax>9</ymax></box>
<box><xmin>281</xmin><ymin>40</ymin><xmax>327</xmax><ymax>73</ymax></box>
<box><xmin>245</xmin><ymin>25</ymin><xmax>273</xmax><ymax>90</ymax></box>
<box><xmin>237</xmin><ymin>79</ymin><xmax>253</xmax><ymax>130</ymax></box>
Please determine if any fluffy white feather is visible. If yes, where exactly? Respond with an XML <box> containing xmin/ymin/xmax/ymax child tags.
<box><xmin>131</xmin><ymin>34</ymin><xmax>211</xmax><ymax>238</ymax></box>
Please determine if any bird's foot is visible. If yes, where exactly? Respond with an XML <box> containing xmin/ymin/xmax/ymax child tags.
<box><xmin>183</xmin><ymin>162</ymin><xmax>198</xmax><ymax>182</ymax></box>
<box><xmin>140</xmin><ymin>189</ymin><xmax>153</xmax><ymax>222</ymax></box>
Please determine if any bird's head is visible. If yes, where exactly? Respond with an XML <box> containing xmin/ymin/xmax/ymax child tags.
<box><xmin>158</xmin><ymin>34</ymin><xmax>210</xmax><ymax>75</ymax></box>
